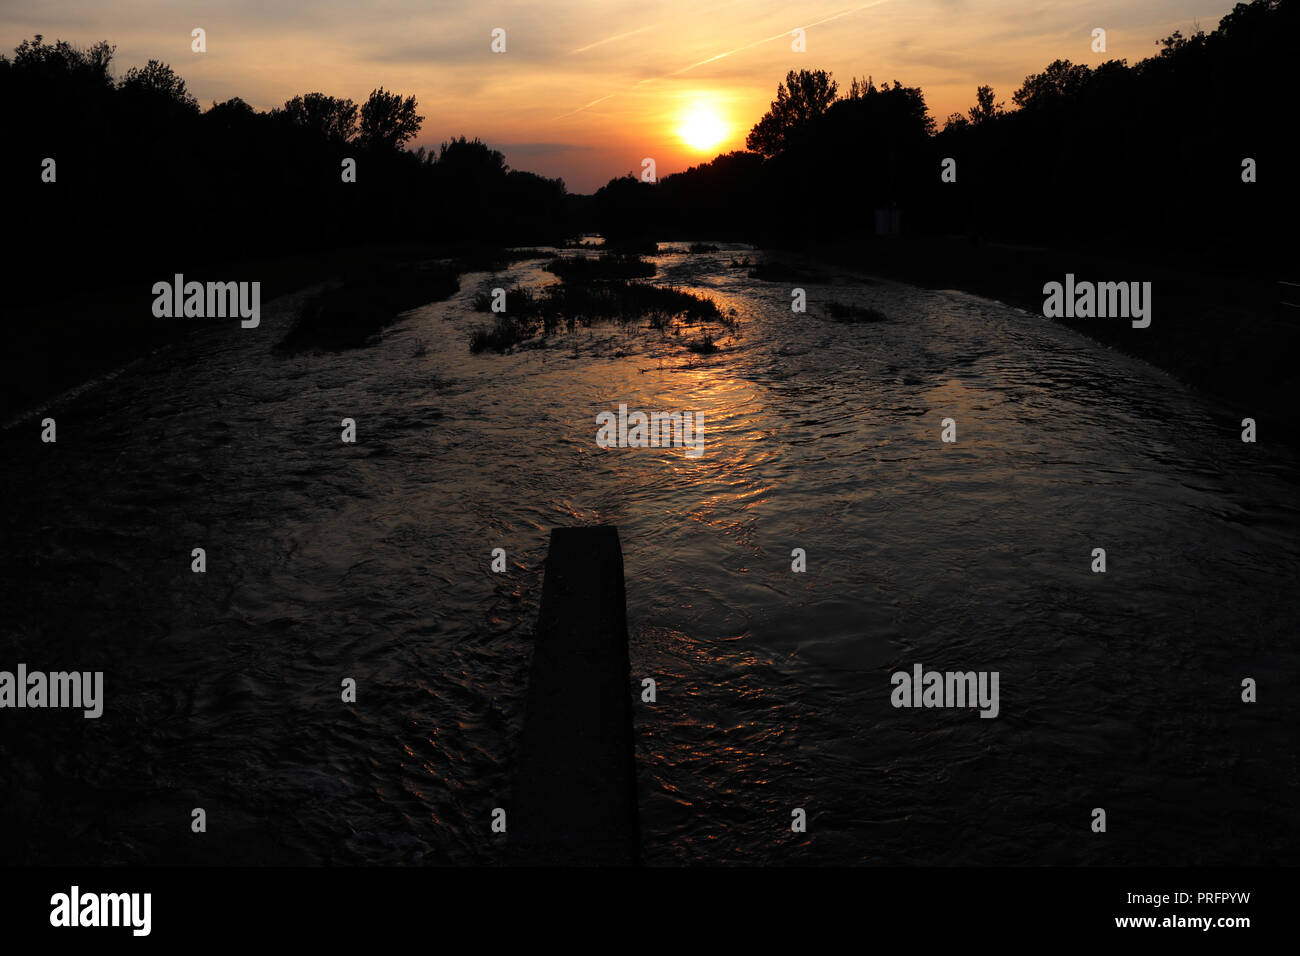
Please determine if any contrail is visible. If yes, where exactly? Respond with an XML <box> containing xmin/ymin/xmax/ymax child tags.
<box><xmin>668</xmin><ymin>2</ymin><xmax>891</xmax><ymax>76</ymax></box>
<box><xmin>558</xmin><ymin>92</ymin><xmax>618</xmax><ymax>117</ymax></box>
<box><xmin>569</xmin><ymin>0</ymin><xmax>744</xmax><ymax>55</ymax></box>
<box><xmin>572</xmin><ymin>25</ymin><xmax>656</xmax><ymax>55</ymax></box>
<box><xmin>555</xmin><ymin>1</ymin><xmax>892</xmax><ymax>119</ymax></box>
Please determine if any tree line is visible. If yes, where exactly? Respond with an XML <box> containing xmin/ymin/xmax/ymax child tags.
<box><xmin>0</xmin><ymin>37</ymin><xmax>575</xmax><ymax>307</ymax></box>
<box><xmin>594</xmin><ymin>0</ymin><xmax>1292</xmax><ymax>277</ymax></box>
<box><xmin>3</xmin><ymin>0</ymin><xmax>1293</xmax><ymax>309</ymax></box>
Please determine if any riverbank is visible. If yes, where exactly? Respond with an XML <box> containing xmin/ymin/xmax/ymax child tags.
<box><xmin>0</xmin><ymin>241</ymin><xmax>530</xmax><ymax>424</ymax></box>
<box><xmin>787</xmin><ymin>237</ymin><xmax>1296</xmax><ymax>439</ymax></box>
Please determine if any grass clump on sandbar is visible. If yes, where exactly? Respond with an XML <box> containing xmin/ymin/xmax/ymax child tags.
<box><xmin>544</xmin><ymin>254</ymin><xmax>656</xmax><ymax>282</ymax></box>
<box><xmin>469</xmin><ymin>280</ymin><xmax>722</xmax><ymax>354</ymax></box>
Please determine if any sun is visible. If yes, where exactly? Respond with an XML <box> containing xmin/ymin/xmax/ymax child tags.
<box><xmin>677</xmin><ymin>102</ymin><xmax>729</xmax><ymax>152</ymax></box>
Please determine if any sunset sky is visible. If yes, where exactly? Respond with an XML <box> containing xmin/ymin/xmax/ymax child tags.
<box><xmin>3</xmin><ymin>0</ymin><xmax>1238</xmax><ymax>191</ymax></box>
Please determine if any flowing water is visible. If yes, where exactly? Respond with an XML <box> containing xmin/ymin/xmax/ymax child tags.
<box><xmin>2</xmin><ymin>245</ymin><xmax>1297</xmax><ymax>866</ymax></box>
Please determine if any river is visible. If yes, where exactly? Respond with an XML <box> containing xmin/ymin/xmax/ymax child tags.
<box><xmin>1</xmin><ymin>244</ymin><xmax>1296</xmax><ymax>865</ymax></box>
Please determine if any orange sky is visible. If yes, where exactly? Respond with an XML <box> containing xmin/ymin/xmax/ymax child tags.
<box><xmin>2</xmin><ymin>0</ymin><xmax>1239</xmax><ymax>191</ymax></box>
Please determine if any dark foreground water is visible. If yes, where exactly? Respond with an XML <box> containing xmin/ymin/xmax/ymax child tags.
<box><xmin>2</xmin><ymin>246</ymin><xmax>1297</xmax><ymax>865</ymax></box>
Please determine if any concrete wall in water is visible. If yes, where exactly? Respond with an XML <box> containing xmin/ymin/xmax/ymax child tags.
<box><xmin>508</xmin><ymin>525</ymin><xmax>640</xmax><ymax>865</ymax></box>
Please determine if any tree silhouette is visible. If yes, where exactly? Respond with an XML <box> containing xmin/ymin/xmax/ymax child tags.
<box><xmin>119</xmin><ymin>59</ymin><xmax>198</xmax><ymax>112</ymax></box>
<box><xmin>1011</xmin><ymin>59</ymin><xmax>1093</xmax><ymax>110</ymax></box>
<box><xmin>358</xmin><ymin>87</ymin><xmax>422</xmax><ymax>151</ymax></box>
<box><xmin>280</xmin><ymin>92</ymin><xmax>358</xmax><ymax>143</ymax></box>
<box><xmin>436</xmin><ymin>135</ymin><xmax>508</xmax><ymax>176</ymax></box>
<box><xmin>966</xmin><ymin>85</ymin><xmax>1005</xmax><ymax>125</ymax></box>
<box><xmin>745</xmin><ymin>69</ymin><xmax>838</xmax><ymax>156</ymax></box>
<box><xmin>0</xmin><ymin>34</ymin><xmax>116</xmax><ymax>146</ymax></box>
<box><xmin>6</xmin><ymin>35</ymin><xmax>113</xmax><ymax>87</ymax></box>
<box><xmin>594</xmin><ymin>174</ymin><xmax>658</xmax><ymax>239</ymax></box>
